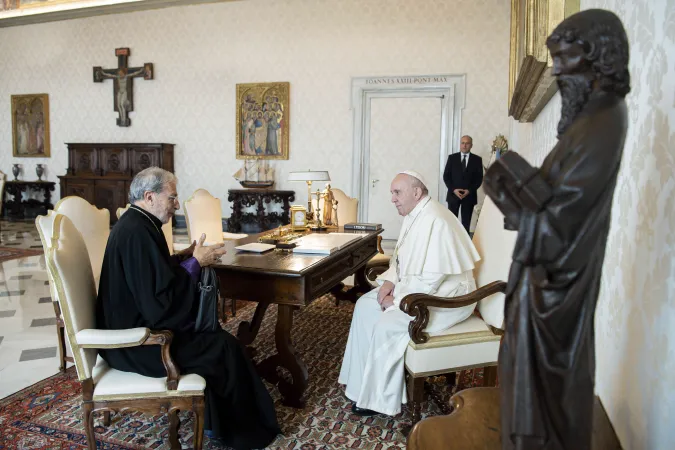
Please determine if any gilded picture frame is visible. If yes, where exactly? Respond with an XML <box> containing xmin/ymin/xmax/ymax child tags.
<box><xmin>11</xmin><ymin>93</ymin><xmax>50</xmax><ymax>157</ymax></box>
<box><xmin>508</xmin><ymin>0</ymin><xmax>580</xmax><ymax>122</ymax></box>
<box><xmin>236</xmin><ymin>82</ymin><xmax>290</xmax><ymax>160</ymax></box>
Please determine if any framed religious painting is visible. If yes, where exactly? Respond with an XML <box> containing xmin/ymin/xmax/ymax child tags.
<box><xmin>236</xmin><ymin>82</ymin><xmax>289</xmax><ymax>160</ymax></box>
<box><xmin>508</xmin><ymin>0</ymin><xmax>579</xmax><ymax>122</ymax></box>
<box><xmin>11</xmin><ymin>93</ymin><xmax>51</xmax><ymax>157</ymax></box>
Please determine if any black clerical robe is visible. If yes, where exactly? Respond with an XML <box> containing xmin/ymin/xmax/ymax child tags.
<box><xmin>485</xmin><ymin>91</ymin><xmax>627</xmax><ymax>450</ymax></box>
<box><xmin>96</xmin><ymin>206</ymin><xmax>279</xmax><ymax>449</ymax></box>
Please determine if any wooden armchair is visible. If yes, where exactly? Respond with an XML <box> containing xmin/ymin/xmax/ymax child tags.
<box><xmin>184</xmin><ymin>189</ymin><xmax>247</xmax><ymax>244</ymax></box>
<box><xmin>36</xmin><ymin>211</ymin><xmax>73</xmax><ymax>372</ymax></box>
<box><xmin>399</xmin><ymin>197</ymin><xmax>517</xmax><ymax>425</ymax></box>
<box><xmin>184</xmin><ymin>189</ymin><xmax>246</xmax><ymax>317</ymax></box>
<box><xmin>37</xmin><ymin>197</ymin><xmax>110</xmax><ymax>373</ymax></box>
<box><xmin>41</xmin><ymin>213</ymin><xmax>206</xmax><ymax>450</ymax></box>
<box><xmin>54</xmin><ymin>196</ymin><xmax>110</xmax><ymax>289</ymax></box>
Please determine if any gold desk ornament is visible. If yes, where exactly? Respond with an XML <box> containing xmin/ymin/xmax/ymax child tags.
<box><xmin>319</xmin><ymin>183</ymin><xmax>340</xmax><ymax>230</ymax></box>
<box><xmin>289</xmin><ymin>205</ymin><xmax>308</xmax><ymax>231</ymax></box>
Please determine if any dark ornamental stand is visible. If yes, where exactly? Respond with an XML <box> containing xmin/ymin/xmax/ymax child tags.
<box><xmin>4</xmin><ymin>180</ymin><xmax>55</xmax><ymax>219</ymax></box>
<box><xmin>227</xmin><ymin>189</ymin><xmax>295</xmax><ymax>233</ymax></box>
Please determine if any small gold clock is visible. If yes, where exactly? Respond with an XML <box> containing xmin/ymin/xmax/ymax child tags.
<box><xmin>290</xmin><ymin>205</ymin><xmax>308</xmax><ymax>231</ymax></box>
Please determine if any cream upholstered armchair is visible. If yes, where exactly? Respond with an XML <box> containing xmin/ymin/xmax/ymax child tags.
<box><xmin>312</xmin><ymin>187</ymin><xmax>358</xmax><ymax>227</ymax></box>
<box><xmin>53</xmin><ymin>196</ymin><xmax>110</xmax><ymax>289</ymax></box>
<box><xmin>184</xmin><ymin>189</ymin><xmax>246</xmax><ymax>316</ymax></box>
<box><xmin>39</xmin><ymin>197</ymin><xmax>110</xmax><ymax>372</ymax></box>
<box><xmin>399</xmin><ymin>196</ymin><xmax>517</xmax><ymax>425</ymax></box>
<box><xmin>36</xmin><ymin>211</ymin><xmax>73</xmax><ymax>372</ymax></box>
<box><xmin>184</xmin><ymin>189</ymin><xmax>247</xmax><ymax>244</ymax></box>
<box><xmin>41</xmin><ymin>213</ymin><xmax>206</xmax><ymax>450</ymax></box>
<box><xmin>116</xmin><ymin>204</ymin><xmax>189</xmax><ymax>255</ymax></box>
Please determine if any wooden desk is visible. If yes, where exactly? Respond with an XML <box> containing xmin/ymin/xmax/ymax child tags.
<box><xmin>213</xmin><ymin>228</ymin><xmax>381</xmax><ymax>407</ymax></box>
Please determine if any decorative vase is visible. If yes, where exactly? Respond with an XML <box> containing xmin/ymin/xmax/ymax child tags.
<box><xmin>36</xmin><ymin>164</ymin><xmax>44</xmax><ymax>181</ymax></box>
<box><xmin>12</xmin><ymin>164</ymin><xmax>20</xmax><ymax>181</ymax></box>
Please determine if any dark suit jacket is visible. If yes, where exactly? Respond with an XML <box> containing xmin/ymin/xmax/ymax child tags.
<box><xmin>443</xmin><ymin>152</ymin><xmax>483</xmax><ymax>205</ymax></box>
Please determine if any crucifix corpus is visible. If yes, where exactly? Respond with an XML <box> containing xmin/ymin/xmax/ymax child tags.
<box><xmin>93</xmin><ymin>48</ymin><xmax>153</xmax><ymax>127</ymax></box>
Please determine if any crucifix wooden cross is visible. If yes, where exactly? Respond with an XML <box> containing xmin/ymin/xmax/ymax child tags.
<box><xmin>93</xmin><ymin>48</ymin><xmax>153</xmax><ymax>127</ymax></box>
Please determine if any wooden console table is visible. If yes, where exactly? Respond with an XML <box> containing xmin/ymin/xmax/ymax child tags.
<box><xmin>213</xmin><ymin>228</ymin><xmax>381</xmax><ymax>407</ymax></box>
<box><xmin>227</xmin><ymin>189</ymin><xmax>295</xmax><ymax>233</ymax></box>
<box><xmin>4</xmin><ymin>180</ymin><xmax>56</xmax><ymax>219</ymax></box>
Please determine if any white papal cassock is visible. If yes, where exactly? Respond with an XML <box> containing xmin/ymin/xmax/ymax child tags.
<box><xmin>338</xmin><ymin>196</ymin><xmax>481</xmax><ymax>416</ymax></box>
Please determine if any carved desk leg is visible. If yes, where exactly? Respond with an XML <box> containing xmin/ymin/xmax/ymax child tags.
<box><xmin>257</xmin><ymin>304</ymin><xmax>308</xmax><ymax>408</ymax></box>
<box><xmin>236</xmin><ymin>302</ymin><xmax>270</xmax><ymax>360</ymax></box>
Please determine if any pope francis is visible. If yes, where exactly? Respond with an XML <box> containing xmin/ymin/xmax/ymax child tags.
<box><xmin>338</xmin><ymin>170</ymin><xmax>481</xmax><ymax>416</ymax></box>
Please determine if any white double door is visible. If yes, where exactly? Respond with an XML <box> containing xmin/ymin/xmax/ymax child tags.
<box><xmin>366</xmin><ymin>96</ymin><xmax>443</xmax><ymax>240</ymax></box>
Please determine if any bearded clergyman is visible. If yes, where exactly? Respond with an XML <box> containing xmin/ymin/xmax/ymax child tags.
<box><xmin>483</xmin><ymin>10</ymin><xmax>631</xmax><ymax>450</ymax></box>
<box><xmin>339</xmin><ymin>170</ymin><xmax>481</xmax><ymax>417</ymax></box>
<box><xmin>96</xmin><ymin>167</ymin><xmax>280</xmax><ymax>449</ymax></box>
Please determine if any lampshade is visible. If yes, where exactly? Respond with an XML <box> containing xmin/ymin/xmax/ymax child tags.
<box><xmin>288</xmin><ymin>170</ymin><xmax>330</xmax><ymax>182</ymax></box>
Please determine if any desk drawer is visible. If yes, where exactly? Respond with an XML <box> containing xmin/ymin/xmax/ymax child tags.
<box><xmin>309</xmin><ymin>254</ymin><xmax>351</xmax><ymax>295</ymax></box>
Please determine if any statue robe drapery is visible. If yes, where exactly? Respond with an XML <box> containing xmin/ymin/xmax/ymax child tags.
<box><xmin>96</xmin><ymin>207</ymin><xmax>279</xmax><ymax>450</ymax></box>
<box><xmin>485</xmin><ymin>91</ymin><xmax>628</xmax><ymax>450</ymax></box>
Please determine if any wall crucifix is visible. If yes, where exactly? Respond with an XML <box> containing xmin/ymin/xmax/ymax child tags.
<box><xmin>93</xmin><ymin>48</ymin><xmax>153</xmax><ymax>127</ymax></box>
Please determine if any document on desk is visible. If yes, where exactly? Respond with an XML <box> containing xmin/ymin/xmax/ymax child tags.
<box><xmin>292</xmin><ymin>233</ymin><xmax>361</xmax><ymax>255</ymax></box>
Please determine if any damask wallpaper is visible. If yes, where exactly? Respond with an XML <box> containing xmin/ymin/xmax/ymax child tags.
<box><xmin>508</xmin><ymin>0</ymin><xmax>674</xmax><ymax>447</ymax></box>
<box><xmin>0</xmin><ymin>0</ymin><xmax>510</xmax><ymax>213</ymax></box>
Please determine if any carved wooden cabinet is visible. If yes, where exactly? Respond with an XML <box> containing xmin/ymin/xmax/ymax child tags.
<box><xmin>58</xmin><ymin>143</ymin><xmax>174</xmax><ymax>223</ymax></box>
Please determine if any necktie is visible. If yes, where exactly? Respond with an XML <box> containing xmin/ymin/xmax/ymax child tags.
<box><xmin>463</xmin><ymin>154</ymin><xmax>468</xmax><ymax>170</ymax></box>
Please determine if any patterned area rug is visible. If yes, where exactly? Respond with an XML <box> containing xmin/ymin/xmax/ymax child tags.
<box><xmin>0</xmin><ymin>247</ymin><xmax>44</xmax><ymax>263</ymax></box>
<box><xmin>0</xmin><ymin>294</ymin><xmax>490</xmax><ymax>449</ymax></box>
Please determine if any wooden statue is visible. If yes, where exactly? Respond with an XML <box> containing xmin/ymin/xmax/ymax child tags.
<box><xmin>93</xmin><ymin>48</ymin><xmax>153</xmax><ymax>127</ymax></box>
<box><xmin>483</xmin><ymin>9</ymin><xmax>630</xmax><ymax>450</ymax></box>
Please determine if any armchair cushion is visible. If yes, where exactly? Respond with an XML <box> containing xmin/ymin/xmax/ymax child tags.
<box><xmin>76</xmin><ymin>328</ymin><xmax>150</xmax><ymax>348</ymax></box>
<box><xmin>92</xmin><ymin>358</ymin><xmax>206</xmax><ymax>400</ymax></box>
<box><xmin>405</xmin><ymin>316</ymin><xmax>500</xmax><ymax>377</ymax></box>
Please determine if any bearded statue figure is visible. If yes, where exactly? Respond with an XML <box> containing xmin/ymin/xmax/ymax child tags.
<box><xmin>483</xmin><ymin>9</ymin><xmax>631</xmax><ymax>450</ymax></box>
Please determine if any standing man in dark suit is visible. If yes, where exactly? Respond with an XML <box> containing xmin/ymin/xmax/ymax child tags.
<box><xmin>443</xmin><ymin>135</ymin><xmax>483</xmax><ymax>233</ymax></box>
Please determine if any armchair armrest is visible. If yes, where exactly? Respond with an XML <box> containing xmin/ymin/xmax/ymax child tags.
<box><xmin>76</xmin><ymin>328</ymin><xmax>180</xmax><ymax>390</ymax></box>
<box><xmin>76</xmin><ymin>328</ymin><xmax>150</xmax><ymax>348</ymax></box>
<box><xmin>142</xmin><ymin>330</ymin><xmax>180</xmax><ymax>390</ymax></box>
<box><xmin>400</xmin><ymin>281</ymin><xmax>507</xmax><ymax>344</ymax></box>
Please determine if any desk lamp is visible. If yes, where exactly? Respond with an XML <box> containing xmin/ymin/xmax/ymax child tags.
<box><xmin>288</xmin><ymin>170</ymin><xmax>330</xmax><ymax>229</ymax></box>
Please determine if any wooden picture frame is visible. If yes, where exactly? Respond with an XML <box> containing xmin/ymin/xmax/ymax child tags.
<box><xmin>236</xmin><ymin>82</ymin><xmax>289</xmax><ymax>160</ymax></box>
<box><xmin>11</xmin><ymin>93</ymin><xmax>50</xmax><ymax>157</ymax></box>
<box><xmin>508</xmin><ymin>0</ymin><xmax>580</xmax><ymax>122</ymax></box>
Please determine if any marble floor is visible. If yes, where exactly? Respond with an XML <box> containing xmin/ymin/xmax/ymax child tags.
<box><xmin>0</xmin><ymin>220</ymin><xmax>63</xmax><ymax>399</ymax></box>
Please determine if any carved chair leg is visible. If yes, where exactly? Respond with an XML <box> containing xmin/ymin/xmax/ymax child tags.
<box><xmin>407</xmin><ymin>375</ymin><xmax>426</xmax><ymax>425</ymax></box>
<box><xmin>230</xmin><ymin>297</ymin><xmax>237</xmax><ymax>317</ymax></box>
<box><xmin>102</xmin><ymin>410</ymin><xmax>111</xmax><ymax>427</ymax></box>
<box><xmin>82</xmin><ymin>402</ymin><xmax>97</xmax><ymax>450</ymax></box>
<box><xmin>168</xmin><ymin>409</ymin><xmax>180</xmax><ymax>450</ymax></box>
<box><xmin>445</xmin><ymin>371</ymin><xmax>457</xmax><ymax>387</ymax></box>
<box><xmin>484</xmin><ymin>365</ymin><xmax>498</xmax><ymax>387</ymax></box>
<box><xmin>56</xmin><ymin>321</ymin><xmax>67</xmax><ymax>372</ymax></box>
<box><xmin>193</xmin><ymin>397</ymin><xmax>205</xmax><ymax>450</ymax></box>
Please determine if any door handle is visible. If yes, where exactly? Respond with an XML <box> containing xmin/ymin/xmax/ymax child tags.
<box><xmin>371</xmin><ymin>179</ymin><xmax>380</xmax><ymax>188</ymax></box>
